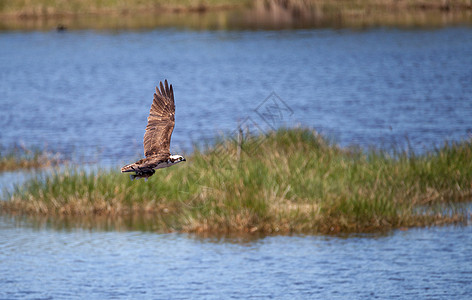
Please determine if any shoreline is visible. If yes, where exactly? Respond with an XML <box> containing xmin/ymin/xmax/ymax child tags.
<box><xmin>1</xmin><ymin>0</ymin><xmax>471</xmax><ymax>30</ymax></box>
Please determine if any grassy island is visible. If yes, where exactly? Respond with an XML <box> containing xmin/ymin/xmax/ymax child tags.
<box><xmin>1</xmin><ymin>128</ymin><xmax>471</xmax><ymax>234</ymax></box>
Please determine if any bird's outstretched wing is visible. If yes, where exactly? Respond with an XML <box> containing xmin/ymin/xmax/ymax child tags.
<box><xmin>143</xmin><ymin>80</ymin><xmax>175</xmax><ymax>157</ymax></box>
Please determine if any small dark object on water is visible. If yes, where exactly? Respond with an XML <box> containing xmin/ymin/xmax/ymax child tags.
<box><xmin>56</xmin><ymin>24</ymin><xmax>67</xmax><ymax>32</ymax></box>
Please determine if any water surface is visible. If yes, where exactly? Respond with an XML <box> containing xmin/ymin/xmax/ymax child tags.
<box><xmin>1</xmin><ymin>28</ymin><xmax>471</xmax><ymax>165</ymax></box>
<box><xmin>1</xmin><ymin>27</ymin><xmax>472</xmax><ymax>299</ymax></box>
<box><xmin>1</xmin><ymin>215</ymin><xmax>471</xmax><ymax>299</ymax></box>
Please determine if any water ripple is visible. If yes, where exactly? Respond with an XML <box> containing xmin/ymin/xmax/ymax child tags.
<box><xmin>1</xmin><ymin>28</ymin><xmax>471</xmax><ymax>165</ymax></box>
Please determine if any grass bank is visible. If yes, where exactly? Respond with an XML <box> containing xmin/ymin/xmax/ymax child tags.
<box><xmin>0</xmin><ymin>0</ymin><xmax>247</xmax><ymax>17</ymax></box>
<box><xmin>0</xmin><ymin>0</ymin><xmax>470</xmax><ymax>30</ymax></box>
<box><xmin>1</xmin><ymin>0</ymin><xmax>470</xmax><ymax>17</ymax></box>
<box><xmin>0</xmin><ymin>147</ymin><xmax>60</xmax><ymax>172</ymax></box>
<box><xmin>1</xmin><ymin>128</ymin><xmax>471</xmax><ymax>234</ymax></box>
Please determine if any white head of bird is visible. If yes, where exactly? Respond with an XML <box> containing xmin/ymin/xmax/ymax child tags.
<box><xmin>169</xmin><ymin>154</ymin><xmax>186</xmax><ymax>164</ymax></box>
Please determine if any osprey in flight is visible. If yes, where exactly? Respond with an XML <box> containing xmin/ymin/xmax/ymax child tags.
<box><xmin>121</xmin><ymin>80</ymin><xmax>186</xmax><ymax>180</ymax></box>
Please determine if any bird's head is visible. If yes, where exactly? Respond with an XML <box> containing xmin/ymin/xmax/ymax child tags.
<box><xmin>169</xmin><ymin>154</ymin><xmax>186</xmax><ymax>164</ymax></box>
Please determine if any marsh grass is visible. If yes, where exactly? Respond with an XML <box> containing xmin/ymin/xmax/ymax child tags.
<box><xmin>1</xmin><ymin>128</ymin><xmax>471</xmax><ymax>234</ymax></box>
<box><xmin>1</xmin><ymin>0</ymin><xmax>469</xmax><ymax>17</ymax></box>
<box><xmin>0</xmin><ymin>0</ymin><xmax>246</xmax><ymax>17</ymax></box>
<box><xmin>0</xmin><ymin>0</ymin><xmax>470</xmax><ymax>30</ymax></box>
<box><xmin>0</xmin><ymin>146</ymin><xmax>61</xmax><ymax>172</ymax></box>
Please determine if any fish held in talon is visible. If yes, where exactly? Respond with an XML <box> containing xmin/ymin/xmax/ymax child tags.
<box><xmin>121</xmin><ymin>80</ymin><xmax>186</xmax><ymax>180</ymax></box>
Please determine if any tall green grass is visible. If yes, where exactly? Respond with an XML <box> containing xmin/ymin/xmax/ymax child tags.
<box><xmin>2</xmin><ymin>128</ymin><xmax>471</xmax><ymax>234</ymax></box>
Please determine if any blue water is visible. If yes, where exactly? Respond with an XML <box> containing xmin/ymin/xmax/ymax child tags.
<box><xmin>1</xmin><ymin>28</ymin><xmax>471</xmax><ymax>165</ymax></box>
<box><xmin>1</xmin><ymin>27</ymin><xmax>472</xmax><ymax>299</ymax></box>
<box><xmin>1</xmin><ymin>215</ymin><xmax>471</xmax><ymax>299</ymax></box>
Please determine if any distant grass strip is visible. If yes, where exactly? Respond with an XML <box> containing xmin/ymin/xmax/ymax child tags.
<box><xmin>1</xmin><ymin>128</ymin><xmax>471</xmax><ymax>234</ymax></box>
<box><xmin>0</xmin><ymin>0</ymin><xmax>247</xmax><ymax>17</ymax></box>
<box><xmin>1</xmin><ymin>0</ymin><xmax>470</xmax><ymax>30</ymax></box>
<box><xmin>0</xmin><ymin>147</ymin><xmax>60</xmax><ymax>172</ymax></box>
<box><xmin>1</xmin><ymin>0</ymin><xmax>470</xmax><ymax>17</ymax></box>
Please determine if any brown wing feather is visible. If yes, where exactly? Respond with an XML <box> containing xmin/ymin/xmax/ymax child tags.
<box><xmin>143</xmin><ymin>80</ymin><xmax>175</xmax><ymax>157</ymax></box>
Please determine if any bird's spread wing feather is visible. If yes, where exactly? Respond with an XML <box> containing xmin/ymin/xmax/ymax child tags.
<box><xmin>143</xmin><ymin>80</ymin><xmax>175</xmax><ymax>157</ymax></box>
